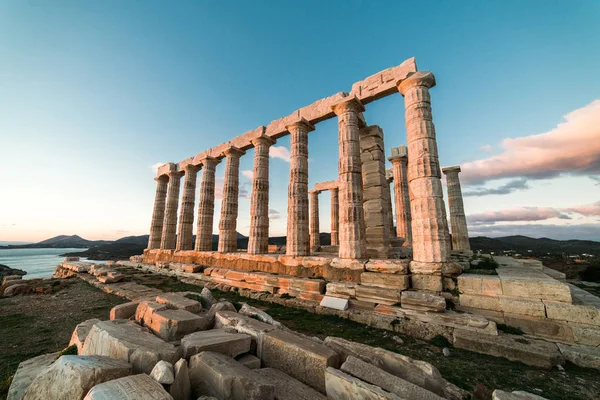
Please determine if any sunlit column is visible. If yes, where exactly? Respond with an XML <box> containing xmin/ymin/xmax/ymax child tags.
<box><xmin>389</xmin><ymin>145</ymin><xmax>412</xmax><ymax>246</ymax></box>
<box><xmin>147</xmin><ymin>175</ymin><xmax>169</xmax><ymax>249</ymax></box>
<box><xmin>176</xmin><ymin>164</ymin><xmax>200</xmax><ymax>251</ymax></box>
<box><xmin>195</xmin><ymin>157</ymin><xmax>220</xmax><ymax>251</ymax></box>
<box><xmin>160</xmin><ymin>170</ymin><xmax>183</xmax><ymax>250</ymax></box>
<box><xmin>442</xmin><ymin>166</ymin><xmax>471</xmax><ymax>252</ymax></box>
<box><xmin>218</xmin><ymin>147</ymin><xmax>245</xmax><ymax>253</ymax></box>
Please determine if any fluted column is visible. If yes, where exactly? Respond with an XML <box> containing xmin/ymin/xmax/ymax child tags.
<box><xmin>147</xmin><ymin>175</ymin><xmax>169</xmax><ymax>249</ymax></box>
<box><xmin>176</xmin><ymin>164</ymin><xmax>200</xmax><ymax>251</ymax></box>
<box><xmin>309</xmin><ymin>190</ymin><xmax>320</xmax><ymax>252</ymax></box>
<box><xmin>442</xmin><ymin>166</ymin><xmax>471</xmax><ymax>252</ymax></box>
<box><xmin>332</xmin><ymin>96</ymin><xmax>367</xmax><ymax>259</ymax></box>
<box><xmin>218</xmin><ymin>147</ymin><xmax>245</xmax><ymax>253</ymax></box>
<box><xmin>285</xmin><ymin>118</ymin><xmax>314</xmax><ymax>256</ymax></box>
<box><xmin>248</xmin><ymin>135</ymin><xmax>276</xmax><ymax>254</ymax></box>
<box><xmin>160</xmin><ymin>170</ymin><xmax>183</xmax><ymax>250</ymax></box>
<box><xmin>195</xmin><ymin>157</ymin><xmax>220</xmax><ymax>251</ymax></box>
<box><xmin>385</xmin><ymin>175</ymin><xmax>395</xmax><ymax>239</ymax></box>
<box><xmin>389</xmin><ymin>145</ymin><xmax>412</xmax><ymax>246</ymax></box>
<box><xmin>398</xmin><ymin>71</ymin><xmax>454</xmax><ymax>291</ymax></box>
<box><xmin>330</xmin><ymin>187</ymin><xmax>339</xmax><ymax>246</ymax></box>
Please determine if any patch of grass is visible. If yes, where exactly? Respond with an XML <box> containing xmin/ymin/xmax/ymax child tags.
<box><xmin>474</xmin><ymin>256</ymin><xmax>499</xmax><ymax>270</ymax></box>
<box><xmin>56</xmin><ymin>344</ymin><xmax>78</xmax><ymax>358</ymax></box>
<box><xmin>497</xmin><ymin>324</ymin><xmax>525</xmax><ymax>335</ymax></box>
<box><xmin>430</xmin><ymin>335</ymin><xmax>451</xmax><ymax>348</ymax></box>
<box><xmin>0</xmin><ymin>375</ymin><xmax>13</xmax><ymax>398</ymax></box>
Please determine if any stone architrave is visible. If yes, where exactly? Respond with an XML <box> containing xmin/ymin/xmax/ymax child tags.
<box><xmin>160</xmin><ymin>170</ymin><xmax>184</xmax><ymax>250</ymax></box>
<box><xmin>248</xmin><ymin>135</ymin><xmax>276</xmax><ymax>255</ymax></box>
<box><xmin>309</xmin><ymin>190</ymin><xmax>321</xmax><ymax>252</ymax></box>
<box><xmin>389</xmin><ymin>146</ymin><xmax>412</xmax><ymax>246</ymax></box>
<box><xmin>218</xmin><ymin>147</ymin><xmax>245</xmax><ymax>253</ymax></box>
<box><xmin>285</xmin><ymin>118</ymin><xmax>314</xmax><ymax>256</ymax></box>
<box><xmin>397</xmin><ymin>72</ymin><xmax>451</xmax><ymax>265</ymax></box>
<box><xmin>330</xmin><ymin>187</ymin><xmax>339</xmax><ymax>246</ymax></box>
<box><xmin>148</xmin><ymin>175</ymin><xmax>169</xmax><ymax>249</ymax></box>
<box><xmin>176</xmin><ymin>165</ymin><xmax>200</xmax><ymax>251</ymax></box>
<box><xmin>332</xmin><ymin>96</ymin><xmax>367</xmax><ymax>259</ymax></box>
<box><xmin>195</xmin><ymin>157</ymin><xmax>220</xmax><ymax>252</ymax></box>
<box><xmin>359</xmin><ymin>125</ymin><xmax>391</xmax><ymax>258</ymax></box>
<box><xmin>442</xmin><ymin>166</ymin><xmax>471</xmax><ymax>252</ymax></box>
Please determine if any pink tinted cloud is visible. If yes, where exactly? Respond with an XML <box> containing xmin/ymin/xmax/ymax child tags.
<box><xmin>269</xmin><ymin>146</ymin><xmax>290</xmax><ymax>162</ymax></box>
<box><xmin>461</xmin><ymin>100</ymin><xmax>600</xmax><ymax>184</ymax></box>
<box><xmin>468</xmin><ymin>207</ymin><xmax>570</xmax><ymax>224</ymax></box>
<box><xmin>563</xmin><ymin>201</ymin><xmax>600</xmax><ymax>217</ymax></box>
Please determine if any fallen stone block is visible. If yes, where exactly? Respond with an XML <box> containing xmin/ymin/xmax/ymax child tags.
<box><xmin>401</xmin><ymin>291</ymin><xmax>446</xmax><ymax>313</ymax></box>
<box><xmin>7</xmin><ymin>352</ymin><xmax>59</xmax><ymax>400</ymax></box>
<box><xmin>320</xmin><ymin>295</ymin><xmax>349</xmax><ymax>311</ymax></box>
<box><xmin>355</xmin><ymin>285</ymin><xmax>401</xmax><ymax>305</ymax></box>
<box><xmin>170</xmin><ymin>358</ymin><xmax>191</xmax><ymax>400</ymax></box>
<box><xmin>97</xmin><ymin>272</ymin><xmax>124</xmax><ymax>284</ymax></box>
<box><xmin>181</xmin><ymin>329</ymin><xmax>251</xmax><ymax>358</ymax></box>
<box><xmin>236</xmin><ymin>354</ymin><xmax>261</xmax><ymax>369</ymax></box>
<box><xmin>453</xmin><ymin>329</ymin><xmax>564</xmax><ymax>369</ymax></box>
<box><xmin>492</xmin><ymin>390</ymin><xmax>549</xmax><ymax>399</ymax></box>
<box><xmin>214</xmin><ymin>311</ymin><xmax>277</xmax><ymax>357</ymax></box>
<box><xmin>557</xmin><ymin>342</ymin><xmax>600</xmax><ymax>369</ymax></box>
<box><xmin>360</xmin><ymin>272</ymin><xmax>409</xmax><ymax>290</ymax></box>
<box><xmin>189</xmin><ymin>351</ymin><xmax>274</xmax><ymax>400</ymax></box>
<box><xmin>325</xmin><ymin>367</ymin><xmax>401</xmax><ymax>400</ymax></box>
<box><xmin>323</xmin><ymin>336</ymin><xmax>445</xmax><ymax>396</ymax></box>
<box><xmin>255</xmin><ymin>368</ymin><xmax>327</xmax><ymax>400</ymax></box>
<box><xmin>136</xmin><ymin>301</ymin><xmax>205</xmax><ymax>341</ymax></box>
<box><xmin>262</xmin><ymin>329</ymin><xmax>339</xmax><ymax>393</ymax></box>
<box><xmin>200</xmin><ymin>287</ymin><xmax>217</xmax><ymax>308</ymax></box>
<box><xmin>156</xmin><ymin>293</ymin><xmax>202</xmax><ymax>313</ymax></box>
<box><xmin>81</xmin><ymin>320</ymin><xmax>179</xmax><ymax>374</ymax></box>
<box><xmin>110</xmin><ymin>302</ymin><xmax>139</xmax><ymax>320</ymax></box>
<box><xmin>69</xmin><ymin>318</ymin><xmax>101</xmax><ymax>354</ymax></box>
<box><xmin>340</xmin><ymin>356</ymin><xmax>444</xmax><ymax>400</ymax></box>
<box><xmin>84</xmin><ymin>373</ymin><xmax>173</xmax><ymax>400</ymax></box>
<box><xmin>150</xmin><ymin>360</ymin><xmax>174</xmax><ymax>384</ymax></box>
<box><xmin>239</xmin><ymin>303</ymin><xmax>285</xmax><ymax>329</ymax></box>
<box><xmin>23</xmin><ymin>355</ymin><xmax>131</xmax><ymax>400</ymax></box>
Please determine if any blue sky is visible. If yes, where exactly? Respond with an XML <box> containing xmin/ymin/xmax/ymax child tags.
<box><xmin>1</xmin><ymin>1</ymin><xmax>599</xmax><ymax>242</ymax></box>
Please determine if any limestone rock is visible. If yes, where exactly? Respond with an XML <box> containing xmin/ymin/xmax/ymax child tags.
<box><xmin>189</xmin><ymin>351</ymin><xmax>274</xmax><ymax>400</ymax></box>
<box><xmin>239</xmin><ymin>303</ymin><xmax>285</xmax><ymax>329</ymax></box>
<box><xmin>255</xmin><ymin>368</ymin><xmax>327</xmax><ymax>400</ymax></box>
<box><xmin>365</xmin><ymin>259</ymin><xmax>409</xmax><ymax>275</ymax></box>
<box><xmin>84</xmin><ymin>374</ymin><xmax>173</xmax><ymax>400</ymax></box>
<box><xmin>492</xmin><ymin>390</ymin><xmax>549</xmax><ymax>400</ymax></box>
<box><xmin>200</xmin><ymin>287</ymin><xmax>217</xmax><ymax>308</ymax></box>
<box><xmin>401</xmin><ymin>291</ymin><xmax>446</xmax><ymax>313</ymax></box>
<box><xmin>355</xmin><ymin>285</ymin><xmax>401</xmax><ymax>305</ymax></box>
<box><xmin>7</xmin><ymin>352</ymin><xmax>59</xmax><ymax>400</ymax></box>
<box><xmin>69</xmin><ymin>319</ymin><xmax>101</xmax><ymax>354</ymax></box>
<box><xmin>214</xmin><ymin>311</ymin><xmax>277</xmax><ymax>357</ymax></box>
<box><xmin>325</xmin><ymin>367</ymin><xmax>401</xmax><ymax>399</ymax></box>
<box><xmin>81</xmin><ymin>319</ymin><xmax>179</xmax><ymax>374</ymax></box>
<box><xmin>323</xmin><ymin>336</ymin><xmax>445</xmax><ymax>396</ymax></box>
<box><xmin>22</xmin><ymin>355</ymin><xmax>131</xmax><ymax>400</ymax></box>
<box><xmin>236</xmin><ymin>354</ymin><xmax>261</xmax><ymax>369</ymax></box>
<box><xmin>156</xmin><ymin>293</ymin><xmax>202</xmax><ymax>313</ymax></box>
<box><xmin>170</xmin><ymin>359</ymin><xmax>191</xmax><ymax>400</ymax></box>
<box><xmin>110</xmin><ymin>302</ymin><xmax>139</xmax><ymax>320</ymax></box>
<box><xmin>557</xmin><ymin>343</ymin><xmax>600</xmax><ymax>369</ymax></box>
<box><xmin>150</xmin><ymin>360</ymin><xmax>174</xmax><ymax>384</ymax></box>
<box><xmin>136</xmin><ymin>301</ymin><xmax>205</xmax><ymax>341</ymax></box>
<box><xmin>360</xmin><ymin>272</ymin><xmax>409</xmax><ymax>290</ymax></box>
<box><xmin>262</xmin><ymin>329</ymin><xmax>339</xmax><ymax>393</ymax></box>
<box><xmin>181</xmin><ymin>329</ymin><xmax>251</xmax><ymax>358</ymax></box>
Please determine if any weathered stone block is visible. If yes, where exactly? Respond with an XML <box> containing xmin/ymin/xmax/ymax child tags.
<box><xmin>320</xmin><ymin>296</ymin><xmax>349</xmax><ymax>310</ymax></box>
<box><xmin>557</xmin><ymin>343</ymin><xmax>600</xmax><ymax>370</ymax></box>
<box><xmin>459</xmin><ymin>294</ymin><xmax>500</xmax><ymax>311</ymax></box>
<box><xmin>181</xmin><ymin>329</ymin><xmax>251</xmax><ymax>358</ymax></box>
<box><xmin>544</xmin><ymin>301</ymin><xmax>600</xmax><ymax>326</ymax></box>
<box><xmin>355</xmin><ymin>285</ymin><xmax>401</xmax><ymax>305</ymax></box>
<box><xmin>7</xmin><ymin>352</ymin><xmax>59</xmax><ymax>400</ymax></box>
<box><xmin>503</xmin><ymin>315</ymin><xmax>574</xmax><ymax>343</ymax></box>
<box><xmin>156</xmin><ymin>293</ymin><xmax>202</xmax><ymax>313</ymax></box>
<box><xmin>214</xmin><ymin>311</ymin><xmax>277</xmax><ymax>357</ymax></box>
<box><xmin>571</xmin><ymin>323</ymin><xmax>600</xmax><ymax>346</ymax></box>
<box><xmin>255</xmin><ymin>368</ymin><xmax>328</xmax><ymax>400</ymax></box>
<box><xmin>170</xmin><ymin>358</ymin><xmax>191</xmax><ymax>400</ymax></box>
<box><xmin>401</xmin><ymin>291</ymin><xmax>446</xmax><ymax>312</ymax></box>
<box><xmin>189</xmin><ymin>351</ymin><xmax>274</xmax><ymax>400</ymax></box>
<box><xmin>410</xmin><ymin>275</ymin><xmax>442</xmax><ymax>292</ymax></box>
<box><xmin>360</xmin><ymin>272</ymin><xmax>409</xmax><ymax>290</ymax></box>
<box><xmin>69</xmin><ymin>319</ymin><xmax>101</xmax><ymax>354</ymax></box>
<box><xmin>262</xmin><ymin>329</ymin><xmax>339</xmax><ymax>393</ymax></box>
<box><xmin>365</xmin><ymin>259</ymin><xmax>409</xmax><ymax>274</ymax></box>
<box><xmin>499</xmin><ymin>297</ymin><xmax>546</xmax><ymax>318</ymax></box>
<box><xmin>110</xmin><ymin>302</ymin><xmax>138</xmax><ymax>320</ymax></box>
<box><xmin>84</xmin><ymin>374</ymin><xmax>173</xmax><ymax>400</ymax></box>
<box><xmin>23</xmin><ymin>355</ymin><xmax>131</xmax><ymax>400</ymax></box>
<box><xmin>325</xmin><ymin>367</ymin><xmax>402</xmax><ymax>400</ymax></box>
<box><xmin>457</xmin><ymin>274</ymin><xmax>502</xmax><ymax>296</ymax></box>
<box><xmin>325</xmin><ymin>282</ymin><xmax>356</xmax><ymax>298</ymax></box>
<box><xmin>236</xmin><ymin>354</ymin><xmax>261</xmax><ymax>369</ymax></box>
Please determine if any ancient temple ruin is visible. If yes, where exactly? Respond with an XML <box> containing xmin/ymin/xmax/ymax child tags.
<box><xmin>143</xmin><ymin>58</ymin><xmax>473</xmax><ymax>296</ymax></box>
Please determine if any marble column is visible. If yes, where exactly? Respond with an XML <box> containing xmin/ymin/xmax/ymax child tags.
<box><xmin>248</xmin><ymin>135</ymin><xmax>276</xmax><ymax>255</ymax></box>
<box><xmin>147</xmin><ymin>175</ymin><xmax>169</xmax><ymax>249</ymax></box>
<box><xmin>398</xmin><ymin>71</ymin><xmax>453</xmax><ymax>291</ymax></box>
<box><xmin>218</xmin><ymin>147</ymin><xmax>245</xmax><ymax>253</ymax></box>
<box><xmin>442</xmin><ymin>166</ymin><xmax>471</xmax><ymax>252</ymax></box>
<box><xmin>385</xmin><ymin>175</ymin><xmax>395</xmax><ymax>239</ymax></box>
<box><xmin>309</xmin><ymin>190</ymin><xmax>320</xmax><ymax>252</ymax></box>
<box><xmin>330</xmin><ymin>187</ymin><xmax>339</xmax><ymax>246</ymax></box>
<box><xmin>176</xmin><ymin>164</ymin><xmax>200</xmax><ymax>251</ymax></box>
<box><xmin>332</xmin><ymin>96</ymin><xmax>367</xmax><ymax>259</ymax></box>
<box><xmin>160</xmin><ymin>170</ymin><xmax>183</xmax><ymax>250</ymax></box>
<box><xmin>285</xmin><ymin>118</ymin><xmax>314</xmax><ymax>256</ymax></box>
<box><xmin>389</xmin><ymin>146</ymin><xmax>412</xmax><ymax>246</ymax></box>
<box><xmin>195</xmin><ymin>157</ymin><xmax>220</xmax><ymax>251</ymax></box>
<box><xmin>359</xmin><ymin>125</ymin><xmax>391</xmax><ymax>258</ymax></box>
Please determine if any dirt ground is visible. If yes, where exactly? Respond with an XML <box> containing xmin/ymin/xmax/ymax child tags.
<box><xmin>1</xmin><ymin>271</ymin><xmax>599</xmax><ymax>400</ymax></box>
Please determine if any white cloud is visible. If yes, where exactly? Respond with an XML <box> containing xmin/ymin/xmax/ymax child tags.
<box><xmin>479</xmin><ymin>144</ymin><xmax>493</xmax><ymax>154</ymax></box>
<box><xmin>269</xmin><ymin>146</ymin><xmax>290</xmax><ymax>162</ymax></box>
<box><xmin>150</xmin><ymin>162</ymin><xmax>165</xmax><ymax>174</ymax></box>
<box><xmin>242</xmin><ymin>170</ymin><xmax>254</xmax><ymax>180</ymax></box>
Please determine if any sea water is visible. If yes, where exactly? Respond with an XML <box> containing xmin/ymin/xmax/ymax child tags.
<box><xmin>0</xmin><ymin>248</ymin><xmax>103</xmax><ymax>279</ymax></box>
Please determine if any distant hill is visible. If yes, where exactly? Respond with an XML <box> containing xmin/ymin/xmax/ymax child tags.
<box><xmin>470</xmin><ymin>235</ymin><xmax>600</xmax><ymax>256</ymax></box>
<box><xmin>0</xmin><ymin>235</ymin><xmax>110</xmax><ymax>249</ymax></box>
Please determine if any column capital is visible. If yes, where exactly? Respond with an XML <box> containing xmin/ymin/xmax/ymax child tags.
<box><xmin>285</xmin><ymin>117</ymin><xmax>315</xmax><ymax>133</ymax></box>
<box><xmin>397</xmin><ymin>71</ymin><xmax>436</xmax><ymax>95</ymax></box>
<box><xmin>223</xmin><ymin>146</ymin><xmax>245</xmax><ymax>158</ymax></box>
<box><xmin>182</xmin><ymin>164</ymin><xmax>200</xmax><ymax>174</ymax></box>
<box><xmin>198</xmin><ymin>156</ymin><xmax>221</xmax><ymax>168</ymax></box>
<box><xmin>166</xmin><ymin>170</ymin><xmax>184</xmax><ymax>179</ymax></box>
<box><xmin>154</xmin><ymin>175</ymin><xmax>169</xmax><ymax>183</ymax></box>
<box><xmin>308</xmin><ymin>189</ymin><xmax>321</xmax><ymax>195</ymax></box>
<box><xmin>251</xmin><ymin>135</ymin><xmax>276</xmax><ymax>147</ymax></box>
<box><xmin>442</xmin><ymin>165</ymin><xmax>461</xmax><ymax>175</ymax></box>
<box><xmin>331</xmin><ymin>95</ymin><xmax>365</xmax><ymax>116</ymax></box>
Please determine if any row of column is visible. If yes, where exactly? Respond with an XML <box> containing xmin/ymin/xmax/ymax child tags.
<box><xmin>148</xmin><ymin>70</ymin><xmax>470</xmax><ymax>260</ymax></box>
